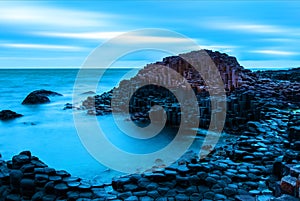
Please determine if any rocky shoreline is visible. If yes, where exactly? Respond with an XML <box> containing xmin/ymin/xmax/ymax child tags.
<box><xmin>1</xmin><ymin>49</ymin><xmax>300</xmax><ymax>200</ymax></box>
<box><xmin>0</xmin><ymin>109</ymin><xmax>300</xmax><ymax>200</ymax></box>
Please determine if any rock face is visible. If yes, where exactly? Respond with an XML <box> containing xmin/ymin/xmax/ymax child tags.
<box><xmin>0</xmin><ymin>110</ymin><xmax>23</xmax><ymax>121</ymax></box>
<box><xmin>22</xmin><ymin>90</ymin><xmax>62</xmax><ymax>105</ymax></box>
<box><xmin>257</xmin><ymin>67</ymin><xmax>300</xmax><ymax>82</ymax></box>
<box><xmin>81</xmin><ymin>49</ymin><xmax>300</xmax><ymax>133</ymax></box>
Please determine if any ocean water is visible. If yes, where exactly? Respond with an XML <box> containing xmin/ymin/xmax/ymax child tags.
<box><xmin>0</xmin><ymin>68</ymin><xmax>203</xmax><ymax>182</ymax></box>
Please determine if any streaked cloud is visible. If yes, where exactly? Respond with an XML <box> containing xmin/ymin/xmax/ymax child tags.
<box><xmin>250</xmin><ymin>50</ymin><xmax>298</xmax><ymax>56</ymax></box>
<box><xmin>0</xmin><ymin>43</ymin><xmax>85</xmax><ymax>51</ymax></box>
<box><xmin>0</xmin><ymin>3</ymin><xmax>114</xmax><ymax>28</ymax></box>
<box><xmin>202</xmin><ymin>18</ymin><xmax>300</xmax><ymax>36</ymax></box>
<box><xmin>115</xmin><ymin>35</ymin><xmax>194</xmax><ymax>44</ymax></box>
<box><xmin>0</xmin><ymin>56</ymin><xmax>82</xmax><ymax>60</ymax></box>
<box><xmin>34</xmin><ymin>31</ymin><xmax>125</xmax><ymax>40</ymax></box>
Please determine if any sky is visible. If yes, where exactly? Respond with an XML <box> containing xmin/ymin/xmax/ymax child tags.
<box><xmin>0</xmin><ymin>1</ymin><xmax>300</xmax><ymax>69</ymax></box>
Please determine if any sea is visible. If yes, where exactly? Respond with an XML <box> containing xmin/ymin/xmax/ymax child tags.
<box><xmin>0</xmin><ymin>68</ymin><xmax>207</xmax><ymax>183</ymax></box>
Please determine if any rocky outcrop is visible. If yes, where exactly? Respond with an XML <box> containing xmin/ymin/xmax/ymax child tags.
<box><xmin>22</xmin><ymin>90</ymin><xmax>62</xmax><ymax>105</ymax></box>
<box><xmin>0</xmin><ymin>110</ymin><xmax>23</xmax><ymax>121</ymax></box>
<box><xmin>81</xmin><ymin>50</ymin><xmax>300</xmax><ymax>133</ymax></box>
<box><xmin>0</xmin><ymin>151</ymin><xmax>110</xmax><ymax>201</ymax></box>
<box><xmin>257</xmin><ymin>67</ymin><xmax>300</xmax><ymax>82</ymax></box>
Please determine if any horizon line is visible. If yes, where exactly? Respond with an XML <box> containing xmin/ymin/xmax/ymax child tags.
<box><xmin>0</xmin><ymin>67</ymin><xmax>143</xmax><ymax>70</ymax></box>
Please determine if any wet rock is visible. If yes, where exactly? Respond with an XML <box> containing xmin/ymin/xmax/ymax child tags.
<box><xmin>280</xmin><ymin>176</ymin><xmax>297</xmax><ymax>196</ymax></box>
<box><xmin>125</xmin><ymin>195</ymin><xmax>139</xmax><ymax>201</ymax></box>
<box><xmin>235</xmin><ymin>194</ymin><xmax>255</xmax><ymax>201</ymax></box>
<box><xmin>22</xmin><ymin>89</ymin><xmax>62</xmax><ymax>104</ymax></box>
<box><xmin>12</xmin><ymin>154</ymin><xmax>30</xmax><ymax>169</ymax></box>
<box><xmin>10</xmin><ymin>170</ymin><xmax>23</xmax><ymax>191</ymax></box>
<box><xmin>20</xmin><ymin>178</ymin><xmax>35</xmax><ymax>196</ymax></box>
<box><xmin>272</xmin><ymin>194</ymin><xmax>300</xmax><ymax>201</ymax></box>
<box><xmin>63</xmin><ymin>103</ymin><xmax>74</xmax><ymax>110</ymax></box>
<box><xmin>31</xmin><ymin>191</ymin><xmax>44</xmax><ymax>201</ymax></box>
<box><xmin>54</xmin><ymin>183</ymin><xmax>69</xmax><ymax>195</ymax></box>
<box><xmin>175</xmin><ymin>193</ymin><xmax>189</xmax><ymax>201</ymax></box>
<box><xmin>0</xmin><ymin>110</ymin><xmax>23</xmax><ymax>121</ymax></box>
<box><xmin>5</xmin><ymin>194</ymin><xmax>21</xmax><ymax>201</ymax></box>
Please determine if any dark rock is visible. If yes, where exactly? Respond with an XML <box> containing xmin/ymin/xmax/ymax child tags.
<box><xmin>118</xmin><ymin>191</ymin><xmax>132</xmax><ymax>199</ymax></box>
<box><xmin>280</xmin><ymin>176</ymin><xmax>297</xmax><ymax>196</ymax></box>
<box><xmin>289</xmin><ymin>126</ymin><xmax>300</xmax><ymax>141</ymax></box>
<box><xmin>42</xmin><ymin>194</ymin><xmax>56</xmax><ymax>201</ymax></box>
<box><xmin>35</xmin><ymin>174</ymin><xmax>49</xmax><ymax>186</ymax></box>
<box><xmin>123</xmin><ymin>184</ymin><xmax>139</xmax><ymax>191</ymax></box>
<box><xmin>272</xmin><ymin>194</ymin><xmax>300</xmax><ymax>201</ymax></box>
<box><xmin>224</xmin><ymin>187</ymin><xmax>237</xmax><ymax>196</ymax></box>
<box><xmin>81</xmin><ymin>91</ymin><xmax>96</xmax><ymax>95</ymax></box>
<box><xmin>175</xmin><ymin>194</ymin><xmax>189</xmax><ymax>201</ymax></box>
<box><xmin>19</xmin><ymin>151</ymin><xmax>31</xmax><ymax>158</ymax></box>
<box><xmin>44</xmin><ymin>181</ymin><xmax>55</xmax><ymax>194</ymax></box>
<box><xmin>273</xmin><ymin>161</ymin><xmax>283</xmax><ymax>177</ymax></box>
<box><xmin>20</xmin><ymin>178</ymin><xmax>35</xmax><ymax>196</ymax></box>
<box><xmin>0</xmin><ymin>110</ymin><xmax>23</xmax><ymax>121</ymax></box>
<box><xmin>22</xmin><ymin>89</ymin><xmax>62</xmax><ymax>104</ymax></box>
<box><xmin>5</xmin><ymin>194</ymin><xmax>21</xmax><ymax>201</ymax></box>
<box><xmin>54</xmin><ymin>183</ymin><xmax>69</xmax><ymax>195</ymax></box>
<box><xmin>12</xmin><ymin>154</ymin><xmax>30</xmax><ymax>168</ymax></box>
<box><xmin>125</xmin><ymin>196</ymin><xmax>139</xmax><ymax>201</ymax></box>
<box><xmin>292</xmin><ymin>141</ymin><xmax>300</xmax><ymax>150</ymax></box>
<box><xmin>31</xmin><ymin>191</ymin><xmax>44</xmax><ymax>201</ymax></box>
<box><xmin>78</xmin><ymin>183</ymin><xmax>91</xmax><ymax>191</ymax></box>
<box><xmin>235</xmin><ymin>195</ymin><xmax>255</xmax><ymax>201</ymax></box>
<box><xmin>203</xmin><ymin>191</ymin><xmax>215</xmax><ymax>199</ymax></box>
<box><xmin>56</xmin><ymin>170</ymin><xmax>70</xmax><ymax>177</ymax></box>
<box><xmin>190</xmin><ymin>193</ymin><xmax>202</xmax><ymax>201</ymax></box>
<box><xmin>10</xmin><ymin>170</ymin><xmax>23</xmax><ymax>190</ymax></box>
<box><xmin>214</xmin><ymin>193</ymin><xmax>227</xmax><ymax>200</ymax></box>
<box><xmin>49</xmin><ymin>175</ymin><xmax>62</xmax><ymax>182</ymax></box>
<box><xmin>63</xmin><ymin>103</ymin><xmax>74</xmax><ymax>110</ymax></box>
<box><xmin>147</xmin><ymin>190</ymin><xmax>160</xmax><ymax>198</ymax></box>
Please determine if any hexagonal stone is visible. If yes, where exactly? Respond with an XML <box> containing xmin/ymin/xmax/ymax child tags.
<box><xmin>214</xmin><ymin>194</ymin><xmax>227</xmax><ymax>200</ymax></box>
<box><xmin>5</xmin><ymin>194</ymin><xmax>21</xmax><ymax>201</ymax></box>
<box><xmin>125</xmin><ymin>196</ymin><xmax>138</xmax><ymax>201</ymax></box>
<box><xmin>175</xmin><ymin>194</ymin><xmax>189</xmax><ymax>201</ymax></box>
<box><xmin>20</xmin><ymin>178</ymin><xmax>35</xmax><ymax>196</ymax></box>
<box><xmin>10</xmin><ymin>170</ymin><xmax>23</xmax><ymax>190</ymax></box>
<box><xmin>54</xmin><ymin>183</ymin><xmax>69</xmax><ymax>194</ymax></box>
<box><xmin>190</xmin><ymin>193</ymin><xmax>202</xmax><ymax>201</ymax></box>
<box><xmin>123</xmin><ymin>184</ymin><xmax>139</xmax><ymax>191</ymax></box>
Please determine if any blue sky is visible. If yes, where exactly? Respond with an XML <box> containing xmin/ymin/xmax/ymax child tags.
<box><xmin>0</xmin><ymin>1</ymin><xmax>300</xmax><ymax>68</ymax></box>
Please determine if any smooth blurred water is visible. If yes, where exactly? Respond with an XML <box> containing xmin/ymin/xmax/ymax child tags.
<box><xmin>0</xmin><ymin>69</ymin><xmax>136</xmax><ymax>180</ymax></box>
<box><xmin>0</xmin><ymin>68</ymin><xmax>201</xmax><ymax>182</ymax></box>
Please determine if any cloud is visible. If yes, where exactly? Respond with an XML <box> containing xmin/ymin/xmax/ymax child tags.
<box><xmin>34</xmin><ymin>31</ymin><xmax>125</xmax><ymax>40</ymax></box>
<box><xmin>0</xmin><ymin>3</ymin><xmax>114</xmax><ymax>28</ymax></box>
<box><xmin>202</xmin><ymin>18</ymin><xmax>300</xmax><ymax>35</ymax></box>
<box><xmin>0</xmin><ymin>43</ymin><xmax>85</xmax><ymax>51</ymax></box>
<box><xmin>250</xmin><ymin>50</ymin><xmax>298</xmax><ymax>56</ymax></box>
<box><xmin>0</xmin><ymin>56</ymin><xmax>81</xmax><ymax>60</ymax></box>
<box><xmin>114</xmin><ymin>34</ymin><xmax>194</xmax><ymax>44</ymax></box>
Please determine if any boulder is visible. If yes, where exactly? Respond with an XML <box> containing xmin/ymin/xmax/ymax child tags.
<box><xmin>22</xmin><ymin>90</ymin><xmax>62</xmax><ymax>105</ymax></box>
<box><xmin>0</xmin><ymin>110</ymin><xmax>23</xmax><ymax>121</ymax></box>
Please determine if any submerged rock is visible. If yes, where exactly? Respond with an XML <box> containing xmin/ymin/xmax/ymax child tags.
<box><xmin>0</xmin><ymin>110</ymin><xmax>23</xmax><ymax>121</ymax></box>
<box><xmin>22</xmin><ymin>89</ymin><xmax>62</xmax><ymax>105</ymax></box>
